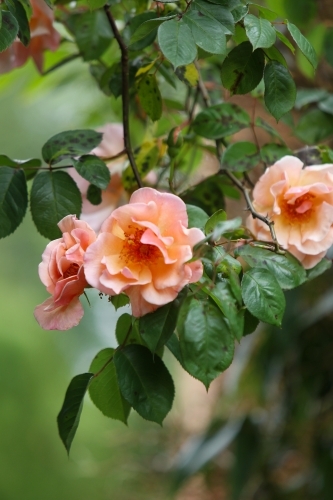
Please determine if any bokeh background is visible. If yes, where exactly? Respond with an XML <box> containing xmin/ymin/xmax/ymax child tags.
<box><xmin>1</xmin><ymin>0</ymin><xmax>333</xmax><ymax>498</ymax></box>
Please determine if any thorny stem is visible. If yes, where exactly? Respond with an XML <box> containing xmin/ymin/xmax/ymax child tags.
<box><xmin>195</xmin><ymin>63</ymin><xmax>284</xmax><ymax>254</ymax></box>
<box><xmin>103</xmin><ymin>6</ymin><xmax>143</xmax><ymax>188</ymax></box>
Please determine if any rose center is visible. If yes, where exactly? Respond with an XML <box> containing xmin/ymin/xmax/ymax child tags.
<box><xmin>63</xmin><ymin>262</ymin><xmax>80</xmax><ymax>279</ymax></box>
<box><xmin>280</xmin><ymin>192</ymin><xmax>316</xmax><ymax>224</ymax></box>
<box><xmin>120</xmin><ymin>227</ymin><xmax>160</xmax><ymax>265</ymax></box>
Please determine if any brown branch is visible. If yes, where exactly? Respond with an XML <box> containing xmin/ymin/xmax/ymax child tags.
<box><xmin>103</xmin><ymin>6</ymin><xmax>143</xmax><ymax>188</ymax></box>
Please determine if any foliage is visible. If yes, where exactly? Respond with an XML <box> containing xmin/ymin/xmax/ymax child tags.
<box><xmin>0</xmin><ymin>0</ymin><xmax>333</xmax><ymax>463</ymax></box>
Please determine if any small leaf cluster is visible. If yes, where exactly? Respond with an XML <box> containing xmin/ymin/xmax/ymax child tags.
<box><xmin>0</xmin><ymin>129</ymin><xmax>109</xmax><ymax>240</ymax></box>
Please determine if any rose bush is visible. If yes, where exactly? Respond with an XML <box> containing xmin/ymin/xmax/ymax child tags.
<box><xmin>34</xmin><ymin>215</ymin><xmax>96</xmax><ymax>330</ymax></box>
<box><xmin>84</xmin><ymin>187</ymin><xmax>205</xmax><ymax>317</ymax></box>
<box><xmin>0</xmin><ymin>0</ymin><xmax>60</xmax><ymax>74</ymax></box>
<box><xmin>69</xmin><ymin>124</ymin><xmax>128</xmax><ymax>232</ymax></box>
<box><xmin>247</xmin><ymin>156</ymin><xmax>333</xmax><ymax>269</ymax></box>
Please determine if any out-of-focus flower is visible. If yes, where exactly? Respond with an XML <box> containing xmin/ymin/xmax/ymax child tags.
<box><xmin>247</xmin><ymin>156</ymin><xmax>333</xmax><ymax>269</ymax></box>
<box><xmin>0</xmin><ymin>0</ymin><xmax>60</xmax><ymax>74</ymax></box>
<box><xmin>84</xmin><ymin>187</ymin><xmax>204</xmax><ymax>317</ymax></box>
<box><xmin>34</xmin><ymin>215</ymin><xmax>96</xmax><ymax>330</ymax></box>
<box><xmin>69</xmin><ymin>123</ymin><xmax>128</xmax><ymax>233</ymax></box>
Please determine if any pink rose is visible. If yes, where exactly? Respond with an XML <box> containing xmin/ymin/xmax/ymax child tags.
<box><xmin>69</xmin><ymin>124</ymin><xmax>128</xmax><ymax>232</ymax></box>
<box><xmin>0</xmin><ymin>0</ymin><xmax>60</xmax><ymax>74</ymax></box>
<box><xmin>246</xmin><ymin>155</ymin><xmax>333</xmax><ymax>269</ymax></box>
<box><xmin>34</xmin><ymin>215</ymin><xmax>96</xmax><ymax>330</ymax></box>
<box><xmin>84</xmin><ymin>187</ymin><xmax>205</xmax><ymax>317</ymax></box>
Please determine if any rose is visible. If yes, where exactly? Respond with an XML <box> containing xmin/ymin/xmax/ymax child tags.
<box><xmin>0</xmin><ymin>0</ymin><xmax>60</xmax><ymax>74</ymax></box>
<box><xmin>68</xmin><ymin>124</ymin><xmax>129</xmax><ymax>232</ymax></box>
<box><xmin>34</xmin><ymin>215</ymin><xmax>96</xmax><ymax>330</ymax></box>
<box><xmin>84</xmin><ymin>187</ymin><xmax>205</xmax><ymax>317</ymax></box>
<box><xmin>246</xmin><ymin>155</ymin><xmax>333</xmax><ymax>269</ymax></box>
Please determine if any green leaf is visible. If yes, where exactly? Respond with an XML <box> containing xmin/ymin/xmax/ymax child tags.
<box><xmin>86</xmin><ymin>184</ymin><xmax>102</xmax><ymax>205</ymax></box>
<box><xmin>209</xmin><ymin>217</ymin><xmax>242</xmax><ymax>242</ymax></box>
<box><xmin>250</xmin><ymin>3</ymin><xmax>278</xmax><ymax>21</ymax></box>
<box><xmin>221</xmin><ymin>42</ymin><xmax>265</xmax><ymax>95</ymax></box>
<box><xmin>186</xmin><ymin>204</ymin><xmax>209</xmax><ymax>231</ymax></box>
<box><xmin>195</xmin><ymin>0</ymin><xmax>235</xmax><ymax>34</ymax></box>
<box><xmin>0</xmin><ymin>11</ymin><xmax>19</xmax><ymax>52</ymax></box>
<box><xmin>0</xmin><ymin>167</ymin><xmax>27</xmax><ymax>239</ymax></box>
<box><xmin>295</xmin><ymin>109</ymin><xmax>333</xmax><ymax>144</ymax></box>
<box><xmin>127</xmin><ymin>12</ymin><xmax>158</xmax><ymax>51</ymax></box>
<box><xmin>231</xmin><ymin>4</ymin><xmax>249</xmax><ymax>22</ymax></box>
<box><xmin>166</xmin><ymin>333</ymin><xmax>183</xmax><ymax>365</ymax></box>
<box><xmin>264</xmin><ymin>61</ymin><xmax>296</xmax><ymax>121</ymax></box>
<box><xmin>30</xmin><ymin>171</ymin><xmax>82</xmax><ymax>240</ymax></box>
<box><xmin>122</xmin><ymin>141</ymin><xmax>160</xmax><ymax>190</ymax></box>
<box><xmin>68</xmin><ymin>10</ymin><xmax>113</xmax><ymax>61</ymax></box>
<box><xmin>57</xmin><ymin>373</ymin><xmax>94</xmax><ymax>455</ymax></box>
<box><xmin>263</xmin><ymin>45</ymin><xmax>287</xmax><ymax>67</ymax></box>
<box><xmin>183</xmin><ymin>8</ymin><xmax>227</xmax><ymax>55</ymax></box>
<box><xmin>241</xmin><ymin>268</ymin><xmax>285</xmax><ymax>326</ymax></box>
<box><xmin>111</xmin><ymin>294</ymin><xmax>130</xmax><ymax>310</ymax></box>
<box><xmin>158</xmin><ymin>18</ymin><xmax>197</xmax><ymax>69</ymax></box>
<box><xmin>235</xmin><ymin>245</ymin><xmax>306</xmax><ymax>289</ymax></box>
<box><xmin>178</xmin><ymin>297</ymin><xmax>235</xmax><ymax>388</ymax></box>
<box><xmin>318</xmin><ymin>95</ymin><xmax>333</xmax><ymax>116</ymax></box>
<box><xmin>295</xmin><ymin>88</ymin><xmax>329</xmax><ymax>109</ymax></box>
<box><xmin>243</xmin><ymin>309</ymin><xmax>260</xmax><ymax>336</ymax></box>
<box><xmin>115</xmin><ymin>313</ymin><xmax>137</xmax><ymax>346</ymax></box>
<box><xmin>204</xmin><ymin>281</ymin><xmax>244</xmax><ymax>341</ymax></box>
<box><xmin>260</xmin><ymin>143</ymin><xmax>292</xmax><ymax>164</ymax></box>
<box><xmin>0</xmin><ymin>154</ymin><xmax>16</xmax><ymax>167</ymax></box>
<box><xmin>183</xmin><ymin>175</ymin><xmax>231</xmax><ymax>215</ymax></box>
<box><xmin>193</xmin><ymin>102</ymin><xmax>250</xmax><ymax>139</ymax></box>
<box><xmin>306</xmin><ymin>258</ymin><xmax>332</xmax><ymax>281</ymax></box>
<box><xmin>42</xmin><ymin>129</ymin><xmax>103</xmax><ymax>165</ymax></box>
<box><xmin>139</xmin><ymin>291</ymin><xmax>187</xmax><ymax>354</ymax></box>
<box><xmin>222</xmin><ymin>141</ymin><xmax>259</xmax><ymax>172</ymax></box>
<box><xmin>7</xmin><ymin>0</ymin><xmax>30</xmax><ymax>46</ymax></box>
<box><xmin>87</xmin><ymin>0</ymin><xmax>106</xmax><ymax>10</ymax></box>
<box><xmin>287</xmin><ymin>22</ymin><xmax>318</xmax><ymax>70</ymax></box>
<box><xmin>72</xmin><ymin>154</ymin><xmax>110</xmax><ymax>189</ymax></box>
<box><xmin>244</xmin><ymin>14</ymin><xmax>276</xmax><ymax>50</ymax></box>
<box><xmin>205</xmin><ymin>209</ymin><xmax>227</xmax><ymax>235</ymax></box>
<box><xmin>255</xmin><ymin>116</ymin><xmax>285</xmax><ymax>142</ymax></box>
<box><xmin>206</xmin><ymin>0</ymin><xmax>241</xmax><ymax>7</ymax></box>
<box><xmin>129</xmin><ymin>16</ymin><xmax>173</xmax><ymax>46</ymax></box>
<box><xmin>89</xmin><ymin>348</ymin><xmax>131</xmax><ymax>424</ymax></box>
<box><xmin>114</xmin><ymin>344</ymin><xmax>175</xmax><ymax>424</ymax></box>
<box><xmin>137</xmin><ymin>74</ymin><xmax>162</xmax><ymax>122</ymax></box>
<box><xmin>275</xmin><ymin>29</ymin><xmax>295</xmax><ymax>54</ymax></box>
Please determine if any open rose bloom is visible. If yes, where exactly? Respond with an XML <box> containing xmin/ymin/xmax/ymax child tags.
<box><xmin>0</xmin><ymin>0</ymin><xmax>60</xmax><ymax>74</ymax></box>
<box><xmin>247</xmin><ymin>156</ymin><xmax>333</xmax><ymax>269</ymax></box>
<box><xmin>34</xmin><ymin>216</ymin><xmax>96</xmax><ymax>330</ymax></box>
<box><xmin>84</xmin><ymin>188</ymin><xmax>205</xmax><ymax>317</ymax></box>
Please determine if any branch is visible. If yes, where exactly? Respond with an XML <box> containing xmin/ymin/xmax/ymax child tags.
<box><xmin>42</xmin><ymin>53</ymin><xmax>80</xmax><ymax>76</ymax></box>
<box><xmin>103</xmin><ymin>6</ymin><xmax>143</xmax><ymax>188</ymax></box>
<box><xmin>195</xmin><ymin>62</ymin><xmax>284</xmax><ymax>254</ymax></box>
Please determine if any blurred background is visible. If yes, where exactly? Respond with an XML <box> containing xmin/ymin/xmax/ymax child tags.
<box><xmin>1</xmin><ymin>0</ymin><xmax>333</xmax><ymax>498</ymax></box>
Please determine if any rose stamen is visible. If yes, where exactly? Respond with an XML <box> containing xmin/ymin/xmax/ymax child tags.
<box><xmin>280</xmin><ymin>193</ymin><xmax>316</xmax><ymax>224</ymax></box>
<box><xmin>120</xmin><ymin>227</ymin><xmax>160</xmax><ymax>265</ymax></box>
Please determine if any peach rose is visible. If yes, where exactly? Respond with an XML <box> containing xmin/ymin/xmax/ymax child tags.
<box><xmin>0</xmin><ymin>0</ymin><xmax>60</xmax><ymax>74</ymax></box>
<box><xmin>34</xmin><ymin>215</ymin><xmax>96</xmax><ymax>330</ymax></box>
<box><xmin>246</xmin><ymin>155</ymin><xmax>333</xmax><ymax>269</ymax></box>
<box><xmin>68</xmin><ymin>124</ymin><xmax>128</xmax><ymax>232</ymax></box>
<box><xmin>84</xmin><ymin>188</ymin><xmax>205</xmax><ymax>317</ymax></box>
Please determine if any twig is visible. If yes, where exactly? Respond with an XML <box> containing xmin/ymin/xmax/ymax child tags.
<box><xmin>195</xmin><ymin>62</ymin><xmax>284</xmax><ymax>254</ymax></box>
<box><xmin>42</xmin><ymin>53</ymin><xmax>80</xmax><ymax>76</ymax></box>
<box><xmin>103</xmin><ymin>6</ymin><xmax>143</xmax><ymax>188</ymax></box>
